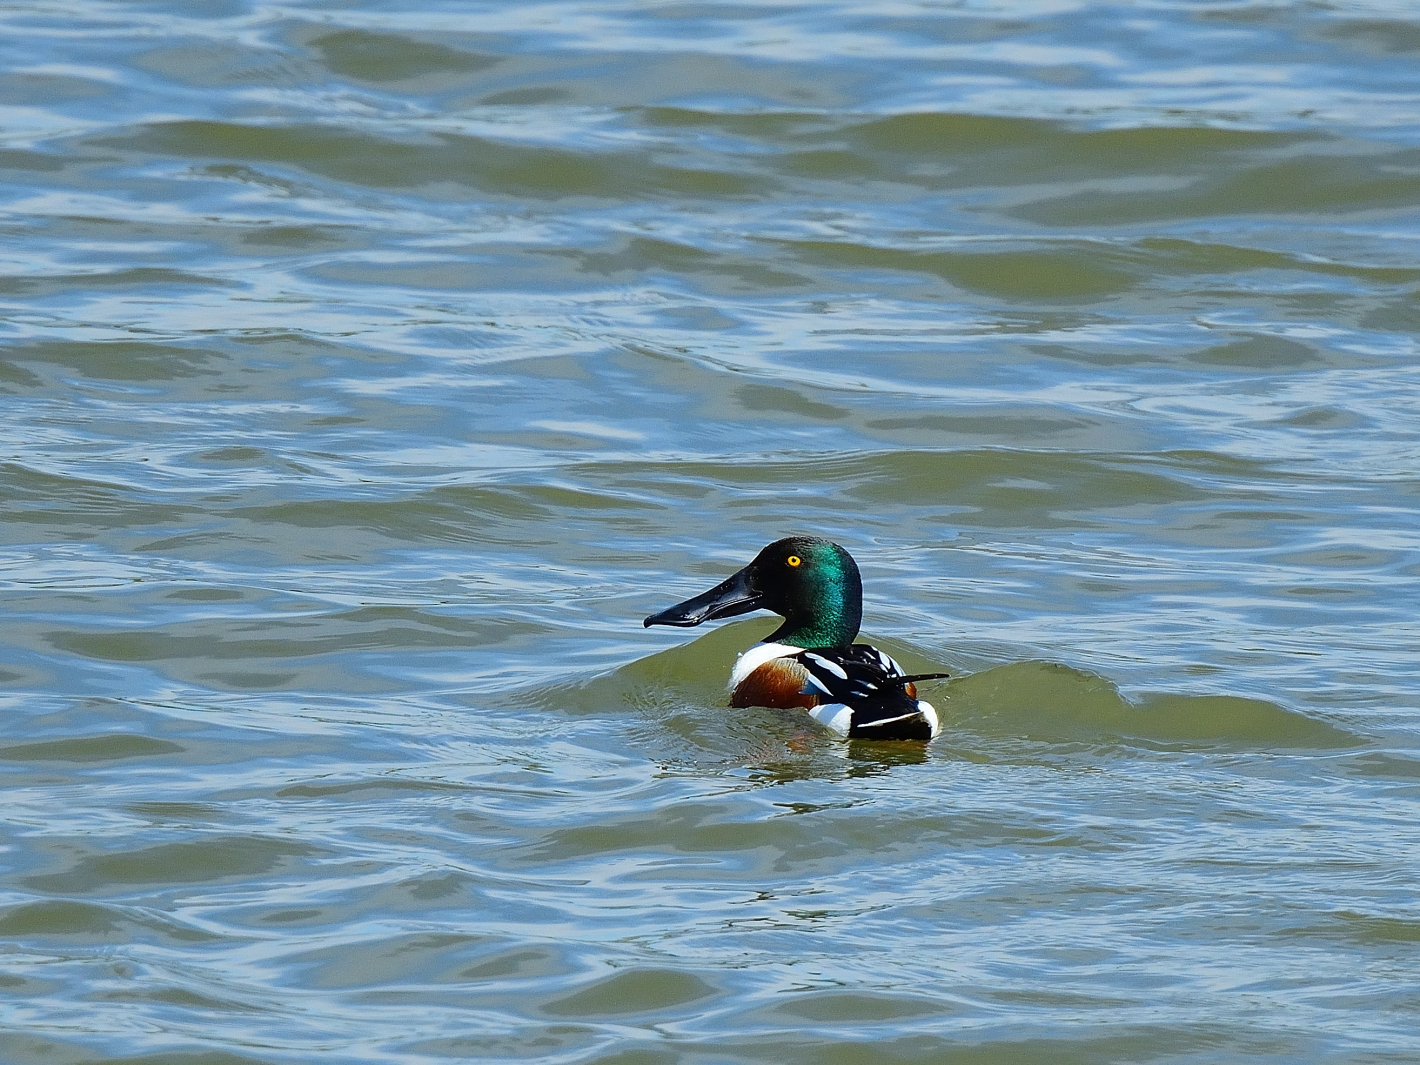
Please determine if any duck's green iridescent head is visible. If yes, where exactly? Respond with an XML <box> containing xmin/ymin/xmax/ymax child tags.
<box><xmin>643</xmin><ymin>536</ymin><xmax>863</xmax><ymax>649</ymax></box>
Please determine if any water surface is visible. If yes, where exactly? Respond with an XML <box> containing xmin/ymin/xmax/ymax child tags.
<box><xmin>2</xmin><ymin>1</ymin><xmax>1419</xmax><ymax>1062</ymax></box>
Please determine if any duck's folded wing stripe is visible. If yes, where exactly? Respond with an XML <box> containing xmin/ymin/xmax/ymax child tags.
<box><xmin>803</xmin><ymin>652</ymin><xmax>848</xmax><ymax>679</ymax></box>
<box><xmin>852</xmin><ymin>710</ymin><xmax>922</xmax><ymax>729</ymax></box>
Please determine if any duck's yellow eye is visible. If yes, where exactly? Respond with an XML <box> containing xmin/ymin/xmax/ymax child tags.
<box><xmin>787</xmin><ymin>555</ymin><xmax>801</xmax><ymax>567</ymax></box>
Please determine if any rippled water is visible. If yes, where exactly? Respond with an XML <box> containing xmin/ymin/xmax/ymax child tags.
<box><xmin>3</xmin><ymin>1</ymin><xmax>1420</xmax><ymax>1062</ymax></box>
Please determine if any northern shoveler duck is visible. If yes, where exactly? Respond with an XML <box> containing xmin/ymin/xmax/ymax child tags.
<box><xmin>643</xmin><ymin>536</ymin><xmax>948</xmax><ymax>741</ymax></box>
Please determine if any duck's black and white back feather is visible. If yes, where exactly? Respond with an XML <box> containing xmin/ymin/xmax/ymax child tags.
<box><xmin>794</xmin><ymin>645</ymin><xmax>947</xmax><ymax>740</ymax></box>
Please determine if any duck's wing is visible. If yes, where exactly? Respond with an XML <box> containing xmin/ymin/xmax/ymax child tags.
<box><xmin>793</xmin><ymin>645</ymin><xmax>948</xmax><ymax>739</ymax></box>
<box><xmin>795</xmin><ymin>645</ymin><xmax>948</xmax><ymax>699</ymax></box>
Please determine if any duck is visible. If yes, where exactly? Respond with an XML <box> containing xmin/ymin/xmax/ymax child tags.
<box><xmin>643</xmin><ymin>536</ymin><xmax>948</xmax><ymax>741</ymax></box>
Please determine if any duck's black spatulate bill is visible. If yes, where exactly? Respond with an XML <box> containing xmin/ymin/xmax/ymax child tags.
<box><xmin>644</xmin><ymin>565</ymin><xmax>762</xmax><ymax>628</ymax></box>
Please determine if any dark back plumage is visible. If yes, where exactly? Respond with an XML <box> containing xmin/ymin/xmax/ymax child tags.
<box><xmin>794</xmin><ymin>645</ymin><xmax>948</xmax><ymax>740</ymax></box>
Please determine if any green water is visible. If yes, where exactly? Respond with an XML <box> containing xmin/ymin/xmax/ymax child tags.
<box><xmin>2</xmin><ymin>1</ymin><xmax>1419</xmax><ymax>1062</ymax></box>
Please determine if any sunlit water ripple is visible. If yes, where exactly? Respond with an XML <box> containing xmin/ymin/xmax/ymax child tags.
<box><xmin>2</xmin><ymin>1</ymin><xmax>1419</xmax><ymax>1063</ymax></box>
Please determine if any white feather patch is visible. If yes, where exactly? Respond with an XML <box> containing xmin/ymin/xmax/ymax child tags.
<box><xmin>917</xmin><ymin>700</ymin><xmax>940</xmax><ymax>738</ymax></box>
<box><xmin>729</xmin><ymin>642</ymin><xmax>802</xmax><ymax>690</ymax></box>
<box><xmin>804</xmin><ymin>652</ymin><xmax>847</xmax><ymax>679</ymax></box>
<box><xmin>808</xmin><ymin>703</ymin><xmax>854</xmax><ymax>735</ymax></box>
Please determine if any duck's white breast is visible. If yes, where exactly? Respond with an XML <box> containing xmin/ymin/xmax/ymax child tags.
<box><xmin>728</xmin><ymin>642</ymin><xmax>803</xmax><ymax>689</ymax></box>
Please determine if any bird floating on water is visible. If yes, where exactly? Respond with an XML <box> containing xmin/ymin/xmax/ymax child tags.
<box><xmin>644</xmin><ymin>536</ymin><xmax>948</xmax><ymax>741</ymax></box>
